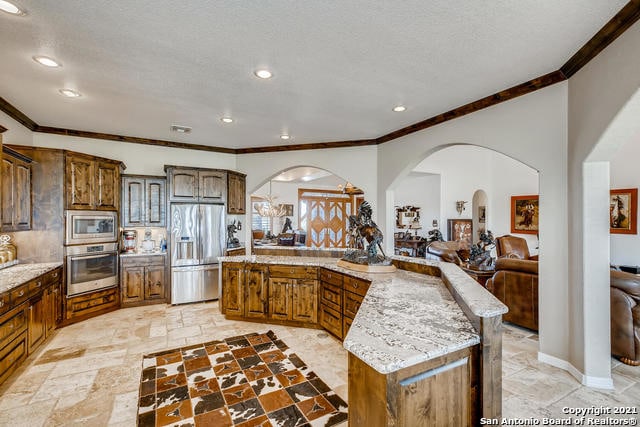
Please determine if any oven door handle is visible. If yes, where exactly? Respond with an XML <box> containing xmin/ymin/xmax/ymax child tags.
<box><xmin>70</xmin><ymin>253</ymin><xmax>114</xmax><ymax>261</ymax></box>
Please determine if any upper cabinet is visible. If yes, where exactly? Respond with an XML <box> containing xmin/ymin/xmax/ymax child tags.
<box><xmin>1</xmin><ymin>147</ymin><xmax>32</xmax><ymax>231</ymax></box>
<box><xmin>227</xmin><ymin>171</ymin><xmax>246</xmax><ymax>214</ymax></box>
<box><xmin>122</xmin><ymin>175</ymin><xmax>166</xmax><ymax>228</ymax></box>
<box><xmin>166</xmin><ymin>167</ymin><xmax>226</xmax><ymax>203</ymax></box>
<box><xmin>65</xmin><ymin>153</ymin><xmax>123</xmax><ymax>211</ymax></box>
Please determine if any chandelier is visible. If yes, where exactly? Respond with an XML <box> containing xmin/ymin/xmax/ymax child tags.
<box><xmin>254</xmin><ymin>181</ymin><xmax>287</xmax><ymax>217</ymax></box>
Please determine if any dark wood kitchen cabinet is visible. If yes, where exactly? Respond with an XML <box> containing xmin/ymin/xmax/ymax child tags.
<box><xmin>121</xmin><ymin>175</ymin><xmax>166</xmax><ymax>228</ymax></box>
<box><xmin>120</xmin><ymin>255</ymin><xmax>167</xmax><ymax>307</ymax></box>
<box><xmin>268</xmin><ymin>265</ymin><xmax>318</xmax><ymax>324</ymax></box>
<box><xmin>221</xmin><ymin>262</ymin><xmax>244</xmax><ymax>316</ymax></box>
<box><xmin>227</xmin><ymin>171</ymin><xmax>246</xmax><ymax>214</ymax></box>
<box><xmin>166</xmin><ymin>166</ymin><xmax>226</xmax><ymax>203</ymax></box>
<box><xmin>65</xmin><ymin>152</ymin><xmax>122</xmax><ymax>211</ymax></box>
<box><xmin>245</xmin><ymin>265</ymin><xmax>268</xmax><ymax>319</ymax></box>
<box><xmin>27</xmin><ymin>293</ymin><xmax>46</xmax><ymax>354</ymax></box>
<box><xmin>1</xmin><ymin>146</ymin><xmax>32</xmax><ymax>231</ymax></box>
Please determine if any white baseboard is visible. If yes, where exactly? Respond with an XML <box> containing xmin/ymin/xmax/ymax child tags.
<box><xmin>538</xmin><ymin>352</ymin><xmax>614</xmax><ymax>390</ymax></box>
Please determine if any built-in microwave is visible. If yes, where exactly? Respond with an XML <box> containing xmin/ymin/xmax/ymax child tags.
<box><xmin>65</xmin><ymin>210</ymin><xmax>118</xmax><ymax>245</ymax></box>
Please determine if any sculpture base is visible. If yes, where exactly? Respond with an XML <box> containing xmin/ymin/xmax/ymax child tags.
<box><xmin>337</xmin><ymin>259</ymin><xmax>397</xmax><ymax>273</ymax></box>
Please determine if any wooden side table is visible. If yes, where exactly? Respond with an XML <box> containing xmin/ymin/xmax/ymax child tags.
<box><xmin>461</xmin><ymin>264</ymin><xmax>495</xmax><ymax>288</ymax></box>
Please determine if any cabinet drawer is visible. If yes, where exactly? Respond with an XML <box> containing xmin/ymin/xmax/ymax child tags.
<box><xmin>343</xmin><ymin>290</ymin><xmax>364</xmax><ymax>319</ymax></box>
<box><xmin>43</xmin><ymin>268</ymin><xmax>62</xmax><ymax>285</ymax></box>
<box><xmin>320</xmin><ymin>282</ymin><xmax>341</xmax><ymax>312</ymax></box>
<box><xmin>319</xmin><ymin>305</ymin><xmax>342</xmax><ymax>340</ymax></box>
<box><xmin>320</xmin><ymin>269</ymin><xmax>343</xmax><ymax>287</ymax></box>
<box><xmin>0</xmin><ymin>331</ymin><xmax>27</xmax><ymax>386</ymax></box>
<box><xmin>10</xmin><ymin>285</ymin><xmax>29</xmax><ymax>307</ymax></box>
<box><xmin>269</xmin><ymin>265</ymin><xmax>317</xmax><ymax>280</ymax></box>
<box><xmin>120</xmin><ymin>255</ymin><xmax>166</xmax><ymax>267</ymax></box>
<box><xmin>0</xmin><ymin>304</ymin><xmax>27</xmax><ymax>349</ymax></box>
<box><xmin>66</xmin><ymin>287</ymin><xmax>119</xmax><ymax>320</ymax></box>
<box><xmin>28</xmin><ymin>278</ymin><xmax>45</xmax><ymax>294</ymax></box>
<box><xmin>343</xmin><ymin>275</ymin><xmax>370</xmax><ymax>298</ymax></box>
<box><xmin>0</xmin><ymin>293</ymin><xmax>10</xmax><ymax>315</ymax></box>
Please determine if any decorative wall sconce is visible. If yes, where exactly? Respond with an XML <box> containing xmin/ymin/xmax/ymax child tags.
<box><xmin>456</xmin><ymin>200</ymin><xmax>467</xmax><ymax>215</ymax></box>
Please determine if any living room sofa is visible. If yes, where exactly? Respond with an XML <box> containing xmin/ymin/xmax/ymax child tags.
<box><xmin>611</xmin><ymin>269</ymin><xmax>640</xmax><ymax>366</ymax></box>
<box><xmin>486</xmin><ymin>235</ymin><xmax>539</xmax><ymax>331</ymax></box>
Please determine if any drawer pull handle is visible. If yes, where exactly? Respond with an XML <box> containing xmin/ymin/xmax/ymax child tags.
<box><xmin>53</xmin><ymin>272</ymin><xmax>58</xmax><ymax>278</ymax></box>
<box><xmin>18</xmin><ymin>290</ymin><xmax>24</xmax><ymax>297</ymax></box>
<box><xmin>36</xmin><ymin>281</ymin><xmax>42</xmax><ymax>288</ymax></box>
<box><xmin>353</xmin><ymin>283</ymin><xmax>358</xmax><ymax>289</ymax></box>
<box><xmin>0</xmin><ymin>300</ymin><xmax>3</xmax><ymax>307</ymax></box>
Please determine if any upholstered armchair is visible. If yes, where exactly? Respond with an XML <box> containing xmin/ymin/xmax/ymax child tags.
<box><xmin>486</xmin><ymin>235</ymin><xmax>539</xmax><ymax>331</ymax></box>
<box><xmin>611</xmin><ymin>270</ymin><xmax>640</xmax><ymax>365</ymax></box>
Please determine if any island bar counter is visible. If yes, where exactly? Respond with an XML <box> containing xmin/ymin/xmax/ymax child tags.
<box><xmin>218</xmin><ymin>254</ymin><xmax>507</xmax><ymax>426</ymax></box>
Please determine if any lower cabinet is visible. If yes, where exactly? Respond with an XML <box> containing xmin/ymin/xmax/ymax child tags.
<box><xmin>120</xmin><ymin>255</ymin><xmax>167</xmax><ymax>307</ymax></box>
<box><xmin>65</xmin><ymin>287</ymin><xmax>119</xmax><ymax>321</ymax></box>
<box><xmin>221</xmin><ymin>262</ymin><xmax>245</xmax><ymax>316</ymax></box>
<box><xmin>1</xmin><ymin>266</ymin><xmax>63</xmax><ymax>387</ymax></box>
<box><xmin>268</xmin><ymin>278</ymin><xmax>318</xmax><ymax>323</ymax></box>
<box><xmin>245</xmin><ymin>265</ymin><xmax>268</xmax><ymax>319</ymax></box>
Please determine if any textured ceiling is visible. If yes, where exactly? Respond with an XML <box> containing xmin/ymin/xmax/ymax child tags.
<box><xmin>0</xmin><ymin>1</ymin><xmax>628</xmax><ymax>149</ymax></box>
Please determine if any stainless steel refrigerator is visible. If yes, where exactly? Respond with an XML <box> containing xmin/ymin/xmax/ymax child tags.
<box><xmin>170</xmin><ymin>203</ymin><xmax>225</xmax><ymax>304</ymax></box>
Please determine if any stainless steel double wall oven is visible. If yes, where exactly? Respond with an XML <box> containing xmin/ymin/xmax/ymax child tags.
<box><xmin>64</xmin><ymin>210</ymin><xmax>119</xmax><ymax>297</ymax></box>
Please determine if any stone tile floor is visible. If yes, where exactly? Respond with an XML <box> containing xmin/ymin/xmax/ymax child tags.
<box><xmin>0</xmin><ymin>301</ymin><xmax>637</xmax><ymax>426</ymax></box>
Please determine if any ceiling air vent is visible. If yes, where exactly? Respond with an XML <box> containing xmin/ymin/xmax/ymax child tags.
<box><xmin>170</xmin><ymin>125</ymin><xmax>192</xmax><ymax>134</ymax></box>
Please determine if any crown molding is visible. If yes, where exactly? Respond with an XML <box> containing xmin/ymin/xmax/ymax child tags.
<box><xmin>0</xmin><ymin>2</ymin><xmax>638</xmax><ymax>154</ymax></box>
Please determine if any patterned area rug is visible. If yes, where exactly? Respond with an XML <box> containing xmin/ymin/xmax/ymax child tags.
<box><xmin>138</xmin><ymin>331</ymin><xmax>348</xmax><ymax>426</ymax></box>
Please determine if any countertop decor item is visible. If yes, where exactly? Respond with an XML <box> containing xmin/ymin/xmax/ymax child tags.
<box><xmin>0</xmin><ymin>235</ymin><xmax>18</xmax><ymax>270</ymax></box>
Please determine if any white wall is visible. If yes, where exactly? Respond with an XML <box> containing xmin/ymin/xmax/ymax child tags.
<box><xmin>393</xmin><ymin>173</ymin><xmax>440</xmax><ymax>238</ymax></box>
<box><xmin>0</xmin><ymin>110</ymin><xmax>34</xmax><ymax>147</ymax></box>
<box><xmin>378</xmin><ymin>82</ymin><xmax>569</xmax><ymax>372</ymax></box>
<box><xmin>237</xmin><ymin>145</ymin><xmax>378</xmax><ymax>246</ymax></box>
<box><xmin>610</xmin><ymin>137</ymin><xmax>640</xmax><ymax>266</ymax></box>
<box><xmin>568</xmin><ymin>20</ymin><xmax>640</xmax><ymax>385</ymax></box>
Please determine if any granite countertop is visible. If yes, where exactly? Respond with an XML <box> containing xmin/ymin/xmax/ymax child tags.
<box><xmin>119</xmin><ymin>251</ymin><xmax>167</xmax><ymax>258</ymax></box>
<box><xmin>0</xmin><ymin>262</ymin><xmax>63</xmax><ymax>293</ymax></box>
<box><xmin>252</xmin><ymin>245</ymin><xmax>348</xmax><ymax>251</ymax></box>
<box><xmin>219</xmin><ymin>254</ymin><xmax>507</xmax><ymax>374</ymax></box>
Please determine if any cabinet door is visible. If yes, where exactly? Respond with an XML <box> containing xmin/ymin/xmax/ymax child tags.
<box><xmin>65</xmin><ymin>155</ymin><xmax>95</xmax><ymax>210</ymax></box>
<box><xmin>52</xmin><ymin>281</ymin><xmax>63</xmax><ymax>326</ymax></box>
<box><xmin>144</xmin><ymin>266</ymin><xmax>165</xmax><ymax>300</ymax></box>
<box><xmin>122</xmin><ymin>176</ymin><xmax>145</xmax><ymax>227</ymax></box>
<box><xmin>245</xmin><ymin>266</ymin><xmax>268</xmax><ymax>318</ymax></box>
<box><xmin>198</xmin><ymin>171</ymin><xmax>226</xmax><ymax>203</ymax></box>
<box><xmin>146</xmin><ymin>178</ymin><xmax>166</xmax><ymax>227</ymax></box>
<box><xmin>95</xmin><ymin>162</ymin><xmax>119</xmax><ymax>210</ymax></box>
<box><xmin>222</xmin><ymin>264</ymin><xmax>244</xmax><ymax>316</ymax></box>
<box><xmin>168</xmin><ymin>168</ymin><xmax>198</xmax><ymax>202</ymax></box>
<box><xmin>28</xmin><ymin>294</ymin><xmax>46</xmax><ymax>354</ymax></box>
<box><xmin>269</xmin><ymin>278</ymin><xmax>291</xmax><ymax>321</ymax></box>
<box><xmin>14</xmin><ymin>160</ymin><xmax>31</xmax><ymax>230</ymax></box>
<box><xmin>121</xmin><ymin>266</ymin><xmax>144</xmax><ymax>304</ymax></box>
<box><xmin>1</xmin><ymin>156</ymin><xmax>14</xmax><ymax>229</ymax></box>
<box><xmin>227</xmin><ymin>173</ymin><xmax>246</xmax><ymax>214</ymax></box>
<box><xmin>292</xmin><ymin>279</ymin><xmax>318</xmax><ymax>323</ymax></box>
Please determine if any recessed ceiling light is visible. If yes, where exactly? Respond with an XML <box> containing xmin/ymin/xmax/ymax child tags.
<box><xmin>254</xmin><ymin>69</ymin><xmax>273</xmax><ymax>79</ymax></box>
<box><xmin>280</xmin><ymin>134</ymin><xmax>290</xmax><ymax>140</ymax></box>
<box><xmin>59</xmin><ymin>88</ymin><xmax>81</xmax><ymax>98</ymax></box>
<box><xmin>0</xmin><ymin>0</ymin><xmax>26</xmax><ymax>15</ymax></box>
<box><xmin>220</xmin><ymin>117</ymin><xmax>234</xmax><ymax>124</ymax></box>
<box><xmin>392</xmin><ymin>105</ymin><xmax>406</xmax><ymax>112</ymax></box>
<box><xmin>33</xmin><ymin>55</ymin><xmax>62</xmax><ymax>68</ymax></box>
<box><xmin>170</xmin><ymin>125</ymin><xmax>192</xmax><ymax>134</ymax></box>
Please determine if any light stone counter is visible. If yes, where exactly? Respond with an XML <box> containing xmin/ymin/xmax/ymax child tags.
<box><xmin>119</xmin><ymin>251</ymin><xmax>167</xmax><ymax>258</ymax></box>
<box><xmin>219</xmin><ymin>254</ymin><xmax>507</xmax><ymax>374</ymax></box>
<box><xmin>0</xmin><ymin>262</ymin><xmax>63</xmax><ymax>293</ymax></box>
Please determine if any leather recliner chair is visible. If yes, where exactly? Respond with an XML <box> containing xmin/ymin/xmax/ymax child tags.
<box><xmin>611</xmin><ymin>270</ymin><xmax>640</xmax><ymax>365</ymax></box>
<box><xmin>486</xmin><ymin>235</ymin><xmax>539</xmax><ymax>331</ymax></box>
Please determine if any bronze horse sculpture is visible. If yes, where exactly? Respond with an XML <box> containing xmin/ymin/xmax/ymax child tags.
<box><xmin>347</xmin><ymin>201</ymin><xmax>385</xmax><ymax>259</ymax></box>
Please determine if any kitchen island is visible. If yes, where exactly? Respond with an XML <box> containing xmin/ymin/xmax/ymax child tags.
<box><xmin>219</xmin><ymin>254</ymin><xmax>507</xmax><ymax>426</ymax></box>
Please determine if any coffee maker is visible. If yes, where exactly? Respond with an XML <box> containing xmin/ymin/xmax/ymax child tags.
<box><xmin>122</xmin><ymin>230</ymin><xmax>137</xmax><ymax>253</ymax></box>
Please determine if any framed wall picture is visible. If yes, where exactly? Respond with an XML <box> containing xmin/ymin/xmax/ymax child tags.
<box><xmin>510</xmin><ymin>195</ymin><xmax>539</xmax><ymax>234</ymax></box>
<box><xmin>282</xmin><ymin>204</ymin><xmax>294</xmax><ymax>217</ymax></box>
<box><xmin>447</xmin><ymin>219</ymin><xmax>472</xmax><ymax>244</ymax></box>
<box><xmin>610</xmin><ymin>188</ymin><xmax>637</xmax><ymax>235</ymax></box>
<box><xmin>478</xmin><ymin>205</ymin><xmax>486</xmax><ymax>223</ymax></box>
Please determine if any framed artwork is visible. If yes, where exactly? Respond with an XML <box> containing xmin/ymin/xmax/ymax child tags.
<box><xmin>282</xmin><ymin>204</ymin><xmax>294</xmax><ymax>217</ymax></box>
<box><xmin>447</xmin><ymin>219</ymin><xmax>472</xmax><ymax>244</ymax></box>
<box><xmin>478</xmin><ymin>205</ymin><xmax>486</xmax><ymax>223</ymax></box>
<box><xmin>510</xmin><ymin>195</ymin><xmax>539</xmax><ymax>234</ymax></box>
<box><xmin>610</xmin><ymin>188</ymin><xmax>637</xmax><ymax>235</ymax></box>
